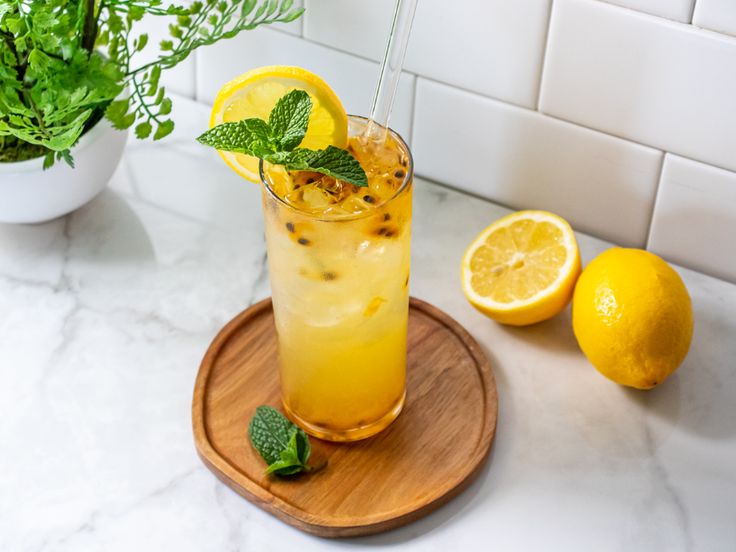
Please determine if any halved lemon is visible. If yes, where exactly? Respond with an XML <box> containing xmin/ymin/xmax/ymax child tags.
<box><xmin>210</xmin><ymin>65</ymin><xmax>348</xmax><ymax>182</ymax></box>
<box><xmin>461</xmin><ymin>210</ymin><xmax>581</xmax><ymax>326</ymax></box>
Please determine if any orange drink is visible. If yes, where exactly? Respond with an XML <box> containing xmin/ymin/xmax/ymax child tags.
<box><xmin>261</xmin><ymin>116</ymin><xmax>412</xmax><ymax>441</ymax></box>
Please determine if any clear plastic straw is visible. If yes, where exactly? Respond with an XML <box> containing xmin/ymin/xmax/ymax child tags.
<box><xmin>364</xmin><ymin>0</ymin><xmax>419</xmax><ymax>142</ymax></box>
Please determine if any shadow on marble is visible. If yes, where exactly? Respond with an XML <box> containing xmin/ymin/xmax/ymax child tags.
<box><xmin>492</xmin><ymin>305</ymin><xmax>582</xmax><ymax>360</ymax></box>
<box><xmin>0</xmin><ymin>190</ymin><xmax>154</xmax><ymax>287</ymax></box>
<box><xmin>67</xmin><ymin>189</ymin><xmax>156</xmax><ymax>264</ymax></box>
<box><xmin>121</xmin><ymin>145</ymin><xmax>263</xmax><ymax>232</ymax></box>
<box><xmin>619</xmin><ymin>375</ymin><xmax>683</xmax><ymax>442</ymax></box>
<box><xmin>0</xmin><ymin>213</ymin><xmax>66</xmax><ymax>249</ymax></box>
<box><xmin>620</xmin><ymin>302</ymin><xmax>736</xmax><ymax>441</ymax></box>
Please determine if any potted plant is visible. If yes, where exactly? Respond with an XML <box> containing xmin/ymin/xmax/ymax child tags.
<box><xmin>0</xmin><ymin>0</ymin><xmax>303</xmax><ymax>224</ymax></box>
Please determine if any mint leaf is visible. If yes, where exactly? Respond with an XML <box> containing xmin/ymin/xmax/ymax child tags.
<box><xmin>248</xmin><ymin>406</ymin><xmax>315</xmax><ymax>476</ymax></box>
<box><xmin>265</xmin><ymin>459</ymin><xmax>304</xmax><ymax>476</ymax></box>
<box><xmin>264</xmin><ymin>431</ymin><xmax>303</xmax><ymax>475</ymax></box>
<box><xmin>268</xmin><ymin>89</ymin><xmax>311</xmax><ymax>151</ymax></box>
<box><xmin>196</xmin><ymin>119</ymin><xmax>275</xmax><ymax>158</ymax></box>
<box><xmin>248</xmin><ymin>406</ymin><xmax>294</xmax><ymax>464</ymax></box>
<box><xmin>241</xmin><ymin>119</ymin><xmax>273</xmax><ymax>152</ymax></box>
<box><xmin>268</xmin><ymin>146</ymin><xmax>368</xmax><ymax>187</ymax></box>
<box><xmin>197</xmin><ymin>89</ymin><xmax>368</xmax><ymax>187</ymax></box>
<box><xmin>295</xmin><ymin>423</ymin><xmax>310</xmax><ymax>465</ymax></box>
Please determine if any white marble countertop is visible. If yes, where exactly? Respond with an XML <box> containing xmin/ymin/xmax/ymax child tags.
<box><xmin>1</xmin><ymin>96</ymin><xmax>735</xmax><ymax>552</ymax></box>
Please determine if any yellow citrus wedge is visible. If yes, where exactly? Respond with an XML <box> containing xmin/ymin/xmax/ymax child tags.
<box><xmin>461</xmin><ymin>210</ymin><xmax>581</xmax><ymax>326</ymax></box>
<box><xmin>209</xmin><ymin>65</ymin><xmax>348</xmax><ymax>182</ymax></box>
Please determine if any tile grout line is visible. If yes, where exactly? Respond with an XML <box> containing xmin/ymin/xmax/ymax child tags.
<box><xmin>687</xmin><ymin>0</ymin><xmax>697</xmax><ymax>24</ymax></box>
<box><xmin>297</xmin><ymin>0</ymin><xmax>305</xmax><ymax>39</ymax></box>
<box><xmin>644</xmin><ymin>152</ymin><xmax>668</xmax><ymax>250</ymax></box>
<box><xmin>295</xmin><ymin>30</ymin><xmax>381</xmax><ymax>66</ymax></box>
<box><xmin>418</xmin><ymin>74</ymin><xmax>666</xmax><ymax>154</ymax></box>
<box><xmin>534</xmin><ymin>0</ymin><xmax>557</xmax><ymax>111</ymax></box>
<box><xmin>596</xmin><ymin>0</ymin><xmax>695</xmax><ymax>25</ymax></box>
<box><xmin>542</xmin><ymin>108</ymin><xmax>736</xmax><ymax>174</ymax></box>
<box><xmin>289</xmin><ymin>29</ymin><xmax>536</xmax><ymax>110</ymax></box>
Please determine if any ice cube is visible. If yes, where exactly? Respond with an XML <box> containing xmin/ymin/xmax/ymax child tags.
<box><xmin>284</xmin><ymin>189</ymin><xmax>302</xmax><ymax>206</ymax></box>
<box><xmin>368</xmin><ymin>176</ymin><xmax>395</xmax><ymax>200</ymax></box>
<box><xmin>292</xmin><ymin>171</ymin><xmax>324</xmax><ymax>188</ymax></box>
<box><xmin>300</xmin><ymin>184</ymin><xmax>335</xmax><ymax>211</ymax></box>
<box><xmin>339</xmin><ymin>195</ymin><xmax>371</xmax><ymax>214</ymax></box>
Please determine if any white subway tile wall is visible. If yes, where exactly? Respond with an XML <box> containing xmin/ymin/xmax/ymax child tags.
<box><xmin>303</xmin><ymin>0</ymin><xmax>393</xmax><ymax>60</ymax></box>
<box><xmin>162</xmin><ymin>0</ymin><xmax>736</xmax><ymax>282</ymax></box>
<box><xmin>648</xmin><ymin>155</ymin><xmax>736</xmax><ymax>282</ymax></box>
<box><xmin>135</xmin><ymin>10</ymin><xmax>196</xmax><ymax>97</ymax></box>
<box><xmin>304</xmin><ymin>0</ymin><xmax>551</xmax><ymax>108</ymax></box>
<box><xmin>693</xmin><ymin>0</ymin><xmax>736</xmax><ymax>37</ymax></box>
<box><xmin>413</xmin><ymin>79</ymin><xmax>662</xmax><ymax>247</ymax></box>
<box><xmin>540</xmin><ymin>0</ymin><xmax>736</xmax><ymax>173</ymax></box>
<box><xmin>271</xmin><ymin>0</ymin><xmax>304</xmax><ymax>36</ymax></box>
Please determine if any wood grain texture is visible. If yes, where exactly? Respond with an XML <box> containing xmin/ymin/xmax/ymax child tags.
<box><xmin>192</xmin><ymin>297</ymin><xmax>498</xmax><ymax>538</ymax></box>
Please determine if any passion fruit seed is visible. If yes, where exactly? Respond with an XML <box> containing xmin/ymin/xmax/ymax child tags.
<box><xmin>297</xmin><ymin>237</ymin><xmax>310</xmax><ymax>246</ymax></box>
<box><xmin>383</xmin><ymin>213</ymin><xmax>391</xmax><ymax>221</ymax></box>
<box><xmin>285</xmin><ymin>222</ymin><xmax>295</xmax><ymax>233</ymax></box>
<box><xmin>322</xmin><ymin>271</ymin><xmax>337</xmax><ymax>281</ymax></box>
<box><xmin>273</xmin><ymin>132</ymin><xmax>407</xmax><ymax>215</ymax></box>
<box><xmin>375</xmin><ymin>225</ymin><xmax>399</xmax><ymax>237</ymax></box>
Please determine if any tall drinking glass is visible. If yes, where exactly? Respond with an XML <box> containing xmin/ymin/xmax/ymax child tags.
<box><xmin>260</xmin><ymin>115</ymin><xmax>413</xmax><ymax>442</ymax></box>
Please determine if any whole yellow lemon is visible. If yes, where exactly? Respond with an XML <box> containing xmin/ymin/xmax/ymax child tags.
<box><xmin>572</xmin><ymin>248</ymin><xmax>693</xmax><ymax>389</ymax></box>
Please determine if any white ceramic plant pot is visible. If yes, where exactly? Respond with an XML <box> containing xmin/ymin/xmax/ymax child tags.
<box><xmin>0</xmin><ymin>117</ymin><xmax>128</xmax><ymax>224</ymax></box>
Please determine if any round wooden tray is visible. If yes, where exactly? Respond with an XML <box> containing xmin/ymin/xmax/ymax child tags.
<box><xmin>192</xmin><ymin>297</ymin><xmax>497</xmax><ymax>538</ymax></box>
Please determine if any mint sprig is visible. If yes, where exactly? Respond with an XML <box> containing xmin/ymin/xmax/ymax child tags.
<box><xmin>268</xmin><ymin>88</ymin><xmax>312</xmax><ymax>151</ymax></box>
<box><xmin>248</xmin><ymin>405</ymin><xmax>318</xmax><ymax>476</ymax></box>
<box><xmin>197</xmin><ymin>90</ymin><xmax>368</xmax><ymax>187</ymax></box>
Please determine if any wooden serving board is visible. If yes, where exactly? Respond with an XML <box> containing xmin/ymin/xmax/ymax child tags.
<box><xmin>192</xmin><ymin>297</ymin><xmax>497</xmax><ymax>538</ymax></box>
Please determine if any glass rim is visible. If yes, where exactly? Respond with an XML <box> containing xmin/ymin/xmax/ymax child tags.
<box><xmin>259</xmin><ymin>114</ymin><xmax>414</xmax><ymax>222</ymax></box>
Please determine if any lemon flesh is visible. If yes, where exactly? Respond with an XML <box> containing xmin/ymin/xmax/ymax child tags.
<box><xmin>209</xmin><ymin>66</ymin><xmax>348</xmax><ymax>182</ymax></box>
<box><xmin>572</xmin><ymin>248</ymin><xmax>693</xmax><ymax>389</ymax></box>
<box><xmin>461</xmin><ymin>210</ymin><xmax>581</xmax><ymax>326</ymax></box>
